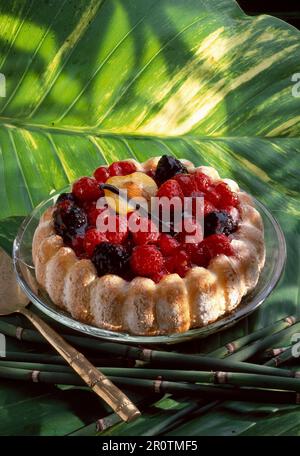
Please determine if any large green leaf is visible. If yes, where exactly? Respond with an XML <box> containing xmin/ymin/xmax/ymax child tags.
<box><xmin>0</xmin><ymin>0</ymin><xmax>299</xmax><ymax>436</ymax></box>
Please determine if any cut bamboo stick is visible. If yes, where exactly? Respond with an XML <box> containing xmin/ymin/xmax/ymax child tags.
<box><xmin>265</xmin><ymin>347</ymin><xmax>298</xmax><ymax>368</ymax></box>
<box><xmin>225</xmin><ymin>321</ymin><xmax>300</xmax><ymax>362</ymax></box>
<box><xmin>1</xmin><ymin>362</ymin><xmax>300</xmax><ymax>393</ymax></box>
<box><xmin>0</xmin><ymin>365</ymin><xmax>298</xmax><ymax>405</ymax></box>
<box><xmin>4</xmin><ymin>350</ymin><xmax>134</xmax><ymax>367</ymax></box>
<box><xmin>209</xmin><ymin>316</ymin><xmax>297</xmax><ymax>358</ymax></box>
<box><xmin>0</xmin><ymin>319</ymin><xmax>297</xmax><ymax>378</ymax></box>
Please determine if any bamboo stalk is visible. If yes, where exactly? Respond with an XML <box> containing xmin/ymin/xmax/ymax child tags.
<box><xmin>224</xmin><ymin>321</ymin><xmax>300</xmax><ymax>362</ymax></box>
<box><xmin>0</xmin><ymin>360</ymin><xmax>72</xmax><ymax>373</ymax></box>
<box><xmin>1</xmin><ymin>362</ymin><xmax>300</xmax><ymax>393</ymax></box>
<box><xmin>261</xmin><ymin>347</ymin><xmax>289</xmax><ymax>361</ymax></box>
<box><xmin>0</xmin><ymin>319</ymin><xmax>297</xmax><ymax>378</ymax></box>
<box><xmin>4</xmin><ymin>350</ymin><xmax>134</xmax><ymax>367</ymax></box>
<box><xmin>265</xmin><ymin>347</ymin><xmax>298</xmax><ymax>368</ymax></box>
<box><xmin>209</xmin><ymin>316</ymin><xmax>298</xmax><ymax>358</ymax></box>
<box><xmin>0</xmin><ymin>365</ymin><xmax>299</xmax><ymax>404</ymax></box>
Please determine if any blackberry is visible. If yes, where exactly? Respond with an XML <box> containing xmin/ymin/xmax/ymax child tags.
<box><xmin>54</xmin><ymin>204</ymin><xmax>87</xmax><ymax>242</ymax></box>
<box><xmin>204</xmin><ymin>210</ymin><xmax>237</xmax><ymax>237</ymax></box>
<box><xmin>155</xmin><ymin>155</ymin><xmax>188</xmax><ymax>186</ymax></box>
<box><xmin>56</xmin><ymin>192</ymin><xmax>76</xmax><ymax>205</ymax></box>
<box><xmin>91</xmin><ymin>242</ymin><xmax>130</xmax><ymax>277</ymax></box>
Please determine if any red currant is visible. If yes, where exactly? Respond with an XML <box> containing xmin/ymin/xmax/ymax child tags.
<box><xmin>72</xmin><ymin>177</ymin><xmax>102</xmax><ymax>202</ymax></box>
<box><xmin>93</xmin><ymin>166</ymin><xmax>109</xmax><ymax>183</ymax></box>
<box><xmin>108</xmin><ymin>161</ymin><xmax>137</xmax><ymax>176</ymax></box>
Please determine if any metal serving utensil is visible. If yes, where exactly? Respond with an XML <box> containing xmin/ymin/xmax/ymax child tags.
<box><xmin>0</xmin><ymin>248</ymin><xmax>141</xmax><ymax>422</ymax></box>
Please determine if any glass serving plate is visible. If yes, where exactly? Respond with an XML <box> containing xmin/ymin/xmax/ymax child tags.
<box><xmin>13</xmin><ymin>189</ymin><xmax>286</xmax><ymax>345</ymax></box>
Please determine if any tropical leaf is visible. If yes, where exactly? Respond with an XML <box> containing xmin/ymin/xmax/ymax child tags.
<box><xmin>0</xmin><ymin>0</ymin><xmax>299</xmax><ymax>436</ymax></box>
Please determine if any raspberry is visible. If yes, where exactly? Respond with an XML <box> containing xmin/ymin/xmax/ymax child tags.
<box><xmin>206</xmin><ymin>182</ymin><xmax>238</xmax><ymax>209</ymax></box>
<box><xmin>214</xmin><ymin>182</ymin><xmax>239</xmax><ymax>208</ymax></box>
<box><xmin>71</xmin><ymin>234</ymin><xmax>85</xmax><ymax>257</ymax></box>
<box><xmin>204</xmin><ymin>199</ymin><xmax>215</xmax><ymax>216</ymax></box>
<box><xmin>173</xmin><ymin>174</ymin><xmax>197</xmax><ymax>196</ymax></box>
<box><xmin>87</xmin><ymin>206</ymin><xmax>107</xmax><ymax>226</ymax></box>
<box><xmin>177</xmin><ymin>216</ymin><xmax>203</xmax><ymax>244</ymax></box>
<box><xmin>105</xmin><ymin>215</ymin><xmax>129</xmax><ymax>244</ymax></box>
<box><xmin>157</xmin><ymin>179</ymin><xmax>184</xmax><ymax>200</ymax></box>
<box><xmin>93</xmin><ymin>166</ymin><xmax>109</xmax><ymax>183</ymax></box>
<box><xmin>92</xmin><ymin>242</ymin><xmax>130</xmax><ymax>277</ymax></box>
<box><xmin>84</xmin><ymin>228</ymin><xmax>107</xmax><ymax>257</ymax></box>
<box><xmin>165</xmin><ymin>249</ymin><xmax>191</xmax><ymax>277</ymax></box>
<box><xmin>81</xmin><ymin>201</ymin><xmax>106</xmax><ymax>226</ymax></box>
<box><xmin>130</xmin><ymin>245</ymin><xmax>164</xmax><ymax>279</ymax></box>
<box><xmin>155</xmin><ymin>155</ymin><xmax>188</xmax><ymax>186</ymax></box>
<box><xmin>159</xmin><ymin>234</ymin><xmax>180</xmax><ymax>255</ymax></box>
<box><xmin>206</xmin><ymin>188</ymin><xmax>221</xmax><ymax>207</ymax></box>
<box><xmin>204</xmin><ymin>210</ymin><xmax>237</xmax><ymax>237</ymax></box>
<box><xmin>151</xmin><ymin>269</ymin><xmax>168</xmax><ymax>283</ymax></box>
<box><xmin>194</xmin><ymin>171</ymin><xmax>212</xmax><ymax>191</ymax></box>
<box><xmin>187</xmin><ymin>243</ymin><xmax>210</xmax><ymax>267</ymax></box>
<box><xmin>72</xmin><ymin>177</ymin><xmax>102</xmax><ymax>202</ymax></box>
<box><xmin>54</xmin><ymin>204</ymin><xmax>87</xmax><ymax>242</ymax></box>
<box><xmin>56</xmin><ymin>192</ymin><xmax>76</xmax><ymax>206</ymax></box>
<box><xmin>108</xmin><ymin>161</ymin><xmax>137</xmax><ymax>177</ymax></box>
<box><xmin>131</xmin><ymin>218</ymin><xmax>159</xmax><ymax>246</ymax></box>
<box><xmin>201</xmin><ymin>234</ymin><xmax>234</xmax><ymax>257</ymax></box>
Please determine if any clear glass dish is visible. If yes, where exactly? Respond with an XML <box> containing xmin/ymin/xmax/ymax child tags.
<box><xmin>13</xmin><ymin>189</ymin><xmax>286</xmax><ymax>345</ymax></box>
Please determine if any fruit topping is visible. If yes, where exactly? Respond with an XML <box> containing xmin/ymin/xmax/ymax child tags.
<box><xmin>214</xmin><ymin>182</ymin><xmax>239</xmax><ymax>208</ymax></box>
<box><xmin>54</xmin><ymin>204</ymin><xmax>87</xmax><ymax>242</ymax></box>
<box><xmin>84</xmin><ymin>228</ymin><xmax>107</xmax><ymax>257</ymax></box>
<box><xmin>92</xmin><ymin>242</ymin><xmax>130</xmax><ymax>276</ymax></box>
<box><xmin>165</xmin><ymin>249</ymin><xmax>191</xmax><ymax>277</ymax></box>
<box><xmin>71</xmin><ymin>234</ymin><xmax>86</xmax><ymax>257</ymax></box>
<box><xmin>56</xmin><ymin>192</ymin><xmax>76</xmax><ymax>206</ymax></box>
<box><xmin>155</xmin><ymin>155</ymin><xmax>188</xmax><ymax>186</ymax></box>
<box><xmin>54</xmin><ymin>157</ymin><xmax>240</xmax><ymax>281</ymax></box>
<box><xmin>72</xmin><ymin>177</ymin><xmax>102</xmax><ymax>202</ymax></box>
<box><xmin>130</xmin><ymin>245</ymin><xmax>164</xmax><ymax>279</ymax></box>
<box><xmin>203</xmin><ymin>200</ymin><xmax>216</xmax><ymax>216</ymax></box>
<box><xmin>202</xmin><ymin>234</ymin><xmax>234</xmax><ymax>257</ymax></box>
<box><xmin>187</xmin><ymin>242</ymin><xmax>210</xmax><ymax>268</ymax></box>
<box><xmin>159</xmin><ymin>234</ymin><xmax>180</xmax><ymax>255</ymax></box>
<box><xmin>104</xmin><ymin>172</ymin><xmax>157</xmax><ymax>214</ymax></box>
<box><xmin>204</xmin><ymin>210</ymin><xmax>237</xmax><ymax>237</ymax></box>
<box><xmin>156</xmin><ymin>179</ymin><xmax>184</xmax><ymax>200</ymax></box>
<box><xmin>105</xmin><ymin>215</ymin><xmax>129</xmax><ymax>244</ymax></box>
<box><xmin>108</xmin><ymin>160</ymin><xmax>137</xmax><ymax>177</ymax></box>
<box><xmin>151</xmin><ymin>268</ymin><xmax>168</xmax><ymax>283</ymax></box>
<box><xmin>194</xmin><ymin>171</ymin><xmax>212</xmax><ymax>191</ymax></box>
<box><xmin>87</xmin><ymin>205</ymin><xmax>106</xmax><ymax>226</ymax></box>
<box><xmin>130</xmin><ymin>217</ymin><xmax>159</xmax><ymax>245</ymax></box>
<box><xmin>173</xmin><ymin>174</ymin><xmax>197</xmax><ymax>196</ymax></box>
<box><xmin>93</xmin><ymin>166</ymin><xmax>110</xmax><ymax>184</ymax></box>
<box><xmin>206</xmin><ymin>182</ymin><xmax>239</xmax><ymax>209</ymax></box>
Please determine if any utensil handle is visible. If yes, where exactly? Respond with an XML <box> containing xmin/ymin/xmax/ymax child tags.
<box><xmin>19</xmin><ymin>307</ymin><xmax>140</xmax><ymax>422</ymax></box>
